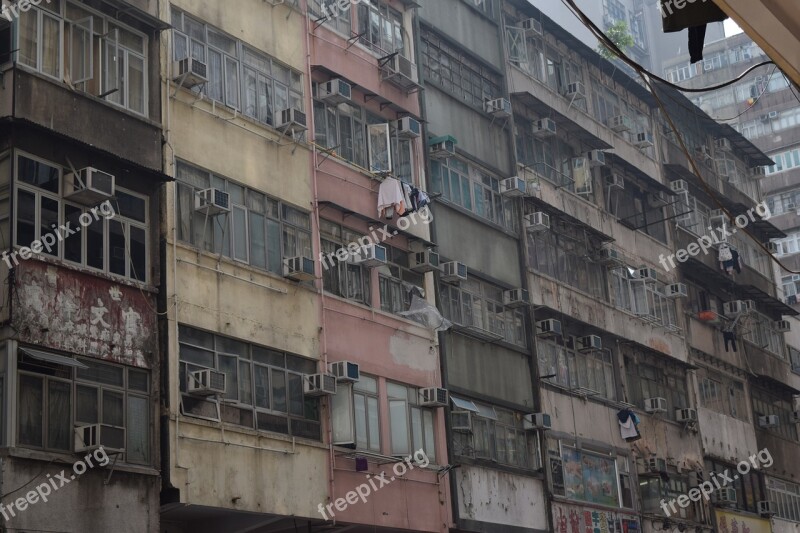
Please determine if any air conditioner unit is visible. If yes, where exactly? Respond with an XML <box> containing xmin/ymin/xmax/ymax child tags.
<box><xmin>329</xmin><ymin>361</ymin><xmax>360</xmax><ymax>383</ymax></box>
<box><xmin>503</xmin><ymin>288</ymin><xmax>530</xmax><ymax>308</ymax></box>
<box><xmin>277</xmin><ymin>108</ymin><xmax>307</xmax><ymax>134</ymax></box>
<box><xmin>749</xmin><ymin>166</ymin><xmax>766</xmax><ymax>178</ymax></box>
<box><xmin>194</xmin><ymin>188</ymin><xmax>231</xmax><ymax>216</ymax></box>
<box><xmin>787</xmin><ymin>202</ymin><xmax>797</xmax><ymax>211</ymax></box>
<box><xmin>452</xmin><ymin>411</ymin><xmax>473</xmax><ymax>432</ymax></box>
<box><xmin>525</xmin><ymin>212</ymin><xmax>550</xmax><ymax>232</ymax></box>
<box><xmin>484</xmin><ymin>97</ymin><xmax>512</xmax><ymax>118</ymax></box>
<box><xmin>536</xmin><ymin>318</ymin><xmax>562</xmax><ymax>337</ymax></box>
<box><xmin>696</xmin><ymin>145</ymin><xmax>712</xmax><ymax>160</ymax></box>
<box><xmin>670</xmin><ymin>179</ymin><xmax>688</xmax><ymax>193</ymax></box>
<box><xmin>304</xmin><ymin>374</ymin><xmax>337</xmax><ymax>396</ymax></box>
<box><xmin>522</xmin><ymin>413</ymin><xmax>552</xmax><ymax>430</ymax></box>
<box><xmin>321</xmin><ymin>78</ymin><xmax>352</xmax><ymax>105</ymax></box>
<box><xmin>188</xmin><ymin>369</ymin><xmax>226</xmax><ymax>396</ymax></box>
<box><xmin>409</xmin><ymin>249</ymin><xmax>440</xmax><ymax>273</ymax></box>
<box><xmin>743</xmin><ymin>300</ymin><xmax>756</xmax><ymax>312</ymax></box>
<box><xmin>173</xmin><ymin>57</ymin><xmax>208</xmax><ymax>88</ymax></box>
<box><xmin>382</xmin><ymin>54</ymin><xmax>420</xmax><ymax>89</ymax></box>
<box><xmin>74</xmin><ymin>423</ymin><xmax>125</xmax><ymax>454</ymax></box>
<box><xmin>714</xmin><ymin>487</ymin><xmax>737</xmax><ymax>505</ymax></box>
<box><xmin>723</xmin><ymin>300</ymin><xmax>748</xmax><ymax>317</ymax></box>
<box><xmin>533</xmin><ymin>118</ymin><xmax>557</xmax><ymax>138</ymax></box>
<box><xmin>634</xmin><ymin>132</ymin><xmax>654</xmax><ymax>148</ymax></box>
<box><xmin>709</xmin><ymin>208</ymin><xmax>726</xmax><ymax>221</ymax></box>
<box><xmin>521</xmin><ymin>18</ymin><xmax>542</xmax><ymax>34</ymax></box>
<box><xmin>420</xmin><ymin>387</ymin><xmax>448</xmax><ymax>407</ymax></box>
<box><xmin>666</xmin><ymin>283</ymin><xmax>688</xmax><ymax>299</ymax></box>
<box><xmin>64</xmin><ymin>168</ymin><xmax>115</xmax><ymax>206</ymax></box>
<box><xmin>775</xmin><ymin>320</ymin><xmax>791</xmax><ymax>332</ymax></box>
<box><xmin>353</xmin><ymin>244</ymin><xmax>388</xmax><ymax>267</ymax></box>
<box><xmin>396</xmin><ymin>117</ymin><xmax>421</xmax><ymax>139</ymax></box>
<box><xmin>283</xmin><ymin>256</ymin><xmax>316</xmax><ymax>281</ymax></box>
<box><xmin>758</xmin><ymin>414</ymin><xmax>779</xmax><ymax>428</ymax></box>
<box><xmin>500</xmin><ymin>176</ymin><xmax>527</xmax><ymax>197</ymax></box>
<box><xmin>646</xmin><ymin>457</ymin><xmax>667</xmax><ymax>472</ymax></box>
<box><xmin>766</xmin><ymin>241</ymin><xmax>779</xmax><ymax>254</ymax></box>
<box><xmin>638</xmin><ymin>267</ymin><xmax>658</xmax><ymax>283</ymax></box>
<box><xmin>676</xmin><ymin>408</ymin><xmax>698</xmax><ymax>423</ymax></box>
<box><xmin>605</xmin><ymin>172</ymin><xmax>625</xmax><ymax>190</ymax></box>
<box><xmin>586</xmin><ymin>150</ymin><xmax>606</xmax><ymax>167</ymax></box>
<box><xmin>609</xmin><ymin>115</ymin><xmax>632</xmax><ymax>132</ymax></box>
<box><xmin>644</xmin><ymin>397</ymin><xmax>668</xmax><ymax>413</ymax></box>
<box><xmin>441</xmin><ymin>261</ymin><xmax>468</xmax><ymax>283</ymax></box>
<box><xmin>429</xmin><ymin>136</ymin><xmax>457</xmax><ymax>160</ymax></box>
<box><xmin>564</xmin><ymin>81</ymin><xmax>586</xmax><ymax>101</ymax></box>
<box><xmin>768</xmin><ymin>111</ymin><xmax>779</xmax><ymax>119</ymax></box>
<box><xmin>598</xmin><ymin>246</ymin><xmax>624</xmax><ymax>265</ymax></box>
<box><xmin>715</xmin><ymin>138</ymin><xmax>732</xmax><ymax>152</ymax></box>
<box><xmin>577</xmin><ymin>335</ymin><xmax>602</xmax><ymax>352</ymax></box>
<box><xmin>758</xmin><ymin>500</ymin><xmax>777</xmax><ymax>517</ymax></box>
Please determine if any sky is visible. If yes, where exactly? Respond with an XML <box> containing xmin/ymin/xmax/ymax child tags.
<box><xmin>724</xmin><ymin>19</ymin><xmax>743</xmax><ymax>37</ymax></box>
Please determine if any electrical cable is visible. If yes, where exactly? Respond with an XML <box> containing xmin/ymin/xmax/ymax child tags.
<box><xmin>562</xmin><ymin>0</ymin><xmax>800</xmax><ymax>276</ymax></box>
<box><xmin>560</xmin><ymin>0</ymin><xmax>775</xmax><ymax>93</ymax></box>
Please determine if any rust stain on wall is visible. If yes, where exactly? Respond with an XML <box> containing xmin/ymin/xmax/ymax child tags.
<box><xmin>13</xmin><ymin>261</ymin><xmax>155</xmax><ymax>368</ymax></box>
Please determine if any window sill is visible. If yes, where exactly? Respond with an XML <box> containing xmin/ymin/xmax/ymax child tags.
<box><xmin>323</xmin><ymin>291</ymin><xmax>441</xmax><ymax>337</ymax></box>
<box><xmin>453</xmin><ymin>454</ymin><xmax>544</xmax><ymax>478</ymax></box>
<box><xmin>17</xmin><ymin>252</ymin><xmax>157</xmax><ymax>293</ymax></box>
<box><xmin>2</xmin><ymin>446</ymin><xmax>159</xmax><ymax>476</ymax></box>
<box><xmin>11</xmin><ymin>64</ymin><xmax>159</xmax><ymax>128</ymax></box>
<box><xmin>174</xmin><ymin>412</ymin><xmax>328</xmax><ymax>450</ymax></box>
<box><xmin>551</xmin><ymin>496</ymin><xmax>636</xmax><ymax>516</ymax></box>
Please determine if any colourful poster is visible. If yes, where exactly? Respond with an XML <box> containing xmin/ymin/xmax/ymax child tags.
<box><xmin>715</xmin><ymin>510</ymin><xmax>771</xmax><ymax>533</ymax></box>
<box><xmin>562</xmin><ymin>447</ymin><xmax>620</xmax><ymax>506</ymax></box>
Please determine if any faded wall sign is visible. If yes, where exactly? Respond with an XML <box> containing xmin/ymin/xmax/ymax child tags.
<box><xmin>715</xmin><ymin>510</ymin><xmax>770</xmax><ymax>533</ymax></box>
<box><xmin>552</xmin><ymin>502</ymin><xmax>640</xmax><ymax>533</ymax></box>
<box><xmin>13</xmin><ymin>261</ymin><xmax>155</xmax><ymax>368</ymax></box>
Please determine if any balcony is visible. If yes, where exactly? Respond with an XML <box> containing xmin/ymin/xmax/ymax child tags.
<box><xmin>0</xmin><ymin>68</ymin><xmax>162</xmax><ymax>172</ymax></box>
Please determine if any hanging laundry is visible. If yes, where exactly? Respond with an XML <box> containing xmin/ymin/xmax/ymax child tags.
<box><xmin>720</xmin><ymin>246</ymin><xmax>743</xmax><ymax>276</ymax></box>
<box><xmin>660</xmin><ymin>0</ymin><xmax>727</xmax><ymax>63</ymax></box>
<box><xmin>616</xmin><ymin>408</ymin><xmax>641</xmax><ymax>442</ymax></box>
<box><xmin>377</xmin><ymin>177</ymin><xmax>406</xmax><ymax>220</ymax></box>
<box><xmin>723</xmin><ymin>329</ymin><xmax>737</xmax><ymax>353</ymax></box>
<box><xmin>718</xmin><ymin>243</ymin><xmax>733</xmax><ymax>262</ymax></box>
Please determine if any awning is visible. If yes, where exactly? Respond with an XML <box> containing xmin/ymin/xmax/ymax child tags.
<box><xmin>450</xmin><ymin>395</ymin><xmax>479</xmax><ymax>412</ymax></box>
<box><xmin>20</xmin><ymin>348</ymin><xmax>89</xmax><ymax>369</ymax></box>
<box><xmin>474</xmin><ymin>403</ymin><xmax>498</xmax><ymax>420</ymax></box>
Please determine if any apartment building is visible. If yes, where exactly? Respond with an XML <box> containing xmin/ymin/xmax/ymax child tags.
<box><xmin>662</xmin><ymin>32</ymin><xmax>800</xmax><ymax>532</ymax></box>
<box><xmin>0</xmin><ymin>0</ymin><xmax>167</xmax><ymax>531</ymax></box>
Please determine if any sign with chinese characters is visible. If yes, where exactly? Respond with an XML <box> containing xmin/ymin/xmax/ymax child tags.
<box><xmin>552</xmin><ymin>502</ymin><xmax>639</xmax><ymax>533</ymax></box>
<box><xmin>715</xmin><ymin>510</ymin><xmax>771</xmax><ymax>533</ymax></box>
<box><xmin>13</xmin><ymin>261</ymin><xmax>155</xmax><ymax>368</ymax></box>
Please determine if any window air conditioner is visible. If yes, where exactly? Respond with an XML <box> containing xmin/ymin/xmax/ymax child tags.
<box><xmin>304</xmin><ymin>374</ymin><xmax>337</xmax><ymax>396</ymax></box>
<box><xmin>188</xmin><ymin>369</ymin><xmax>226</xmax><ymax>396</ymax></box>
<box><xmin>195</xmin><ymin>188</ymin><xmax>230</xmax><ymax>216</ymax></box>
<box><xmin>173</xmin><ymin>57</ymin><xmax>208</xmax><ymax>88</ymax></box>
<box><xmin>419</xmin><ymin>387</ymin><xmax>448</xmax><ymax>407</ymax></box>
<box><xmin>74</xmin><ymin>423</ymin><xmax>125</xmax><ymax>454</ymax></box>
<box><xmin>644</xmin><ymin>397</ymin><xmax>667</xmax><ymax>413</ymax></box>
<box><xmin>283</xmin><ymin>256</ymin><xmax>316</xmax><ymax>281</ymax></box>
<box><xmin>329</xmin><ymin>361</ymin><xmax>360</xmax><ymax>383</ymax></box>
<box><xmin>64</xmin><ymin>167</ymin><xmax>115</xmax><ymax>206</ymax></box>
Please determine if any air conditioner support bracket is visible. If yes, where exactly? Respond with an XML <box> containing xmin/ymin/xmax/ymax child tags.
<box><xmin>347</xmin><ymin>31</ymin><xmax>367</xmax><ymax>49</ymax></box>
<box><xmin>316</xmin><ymin>145</ymin><xmax>342</xmax><ymax>167</ymax></box>
<box><xmin>378</xmin><ymin>52</ymin><xmax>399</xmax><ymax>69</ymax></box>
<box><xmin>103</xmin><ymin>452</ymin><xmax>121</xmax><ymax>485</ymax></box>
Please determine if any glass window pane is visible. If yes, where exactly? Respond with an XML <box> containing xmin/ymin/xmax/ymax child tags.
<box><xmin>239</xmin><ymin>361</ymin><xmax>252</xmax><ymax>405</ymax></box>
<box><xmin>389</xmin><ymin>399</ymin><xmax>409</xmax><ymax>455</ymax></box>
<box><xmin>218</xmin><ymin>354</ymin><xmax>238</xmax><ymax>402</ymax></box>
<box><xmin>354</xmin><ymin>393</ymin><xmax>367</xmax><ymax>449</ymax></box>
<box><xmin>86</xmin><ymin>216</ymin><xmax>104</xmax><ymax>269</ymax></box>
<box><xmin>127</xmin><ymin>395</ymin><xmax>149</xmax><ymax>464</ymax></box>
<box><xmin>127</xmin><ymin>54</ymin><xmax>145</xmax><ymax>113</ymax></box>
<box><xmin>367</xmin><ymin>396</ymin><xmax>380</xmax><ymax>451</ymax></box>
<box><xmin>19</xmin><ymin>9</ymin><xmax>37</xmax><ymax>68</ymax></box>
<box><xmin>129</xmin><ymin>226</ymin><xmax>146</xmax><ymax>281</ymax></box>
<box><xmin>64</xmin><ymin>205</ymin><xmax>83</xmax><ymax>263</ymax></box>
<box><xmin>254</xmin><ymin>365</ymin><xmax>270</xmax><ymax>409</ymax></box>
<box><xmin>288</xmin><ymin>373</ymin><xmax>304</xmax><ymax>416</ymax></box>
<box><xmin>78</xmin><ymin>359</ymin><xmax>124</xmax><ymax>386</ymax></box>
<box><xmin>102</xmin><ymin>390</ymin><xmax>124</xmax><ymax>427</ymax></box>
<box><xmin>19</xmin><ymin>156</ymin><xmax>59</xmax><ymax>192</ymax></box>
<box><xmin>423</xmin><ymin>409</ymin><xmax>435</xmax><ymax>461</ymax></box>
<box><xmin>233</xmin><ymin>206</ymin><xmax>248</xmax><ymax>262</ymax></box>
<box><xmin>109</xmin><ymin>220</ymin><xmax>127</xmax><ymax>276</ymax></box>
<box><xmin>76</xmin><ymin>385</ymin><xmax>98</xmax><ymax>424</ymax></box>
<box><xmin>48</xmin><ymin>380</ymin><xmax>71</xmax><ymax>450</ymax></box>
<box><xmin>42</xmin><ymin>15</ymin><xmax>60</xmax><ymax>77</ymax></box>
<box><xmin>271</xmin><ymin>369</ymin><xmax>286</xmax><ymax>413</ymax></box>
<box><xmin>16</xmin><ymin>189</ymin><xmax>36</xmax><ymax>248</ymax></box>
<box><xmin>19</xmin><ymin>374</ymin><xmax>43</xmax><ymax>447</ymax></box>
<box><xmin>411</xmin><ymin>407</ymin><xmax>422</xmax><ymax>453</ymax></box>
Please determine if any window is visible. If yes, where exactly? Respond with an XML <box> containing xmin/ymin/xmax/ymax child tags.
<box><xmin>775</xmin><ymin>232</ymin><xmax>800</xmax><ymax>257</ymax></box>
<box><xmin>429</xmin><ymin>156</ymin><xmax>519</xmax><ymax>231</ymax></box>
<box><xmin>438</xmin><ymin>277</ymin><xmax>526</xmax><ymax>347</ymax></box>
<box><xmin>377</xmin><ymin>245</ymin><xmax>424</xmax><ymax>314</ymax></box>
<box><xmin>312</xmin><ymin>97</ymin><xmax>414</xmax><ymax>183</ymax></box>
<box><xmin>387</xmin><ymin>382</ymin><xmax>435</xmax><ymax>460</ymax></box>
<box><xmin>172</xmin><ymin>9</ymin><xmax>303</xmax><ymax>126</ymax></box>
<box><xmin>766</xmin><ymin>146</ymin><xmax>800</xmax><ymax>176</ymax></box>
<box><xmin>611</xmin><ymin>268</ymin><xmax>678</xmax><ymax>330</ymax></box>
<box><xmin>767</xmin><ymin>477</ymin><xmax>800</xmax><ymax>522</ymax></box>
<box><xmin>527</xmin><ymin>218</ymin><xmax>609</xmax><ymax>301</ymax></box>
<box><xmin>743</xmin><ymin>310</ymin><xmax>786</xmax><ymax>357</ymax></box>
<box><xmin>552</xmin><ymin>443</ymin><xmax>624</xmax><ymax>507</ymax></box>
<box><xmin>603</xmin><ymin>0</ymin><xmax>626</xmax><ymax>22</ymax></box>
<box><xmin>331</xmin><ymin>375</ymin><xmax>381</xmax><ymax>451</ymax></box>
<box><xmin>320</xmin><ymin>220</ymin><xmax>371</xmax><ymax>305</ymax></box>
<box><xmin>751</xmin><ymin>387</ymin><xmax>798</xmax><ymax>441</ymax></box>
<box><xmin>17</xmin><ymin>1</ymin><xmax>149</xmax><ymax>116</ymax></box>
<box><xmin>175</xmin><ymin>161</ymin><xmax>311</xmax><ymax>273</ymax></box>
<box><xmin>465</xmin><ymin>0</ymin><xmax>496</xmax><ymax>17</ymax></box>
<box><xmin>419</xmin><ymin>27</ymin><xmax>502</xmax><ymax>108</ymax></box>
<box><xmin>698</xmin><ymin>370</ymin><xmax>747</xmax><ymax>420</ymax></box>
<box><xmin>178</xmin><ymin>325</ymin><xmax>321</xmax><ymax>440</ymax></box>
<box><xmin>625</xmin><ymin>354</ymin><xmax>688</xmax><ymax>419</ymax></box>
<box><xmin>13</xmin><ymin>153</ymin><xmax>148</xmax><ymax>283</ymax></box>
<box><xmin>640</xmin><ymin>470</ymin><xmax>701</xmax><ymax>521</ymax></box>
<box><xmin>453</xmin><ymin>401</ymin><xmax>540</xmax><ymax>470</ymax></box>
<box><xmin>767</xmin><ymin>187</ymin><xmax>800</xmax><ymax>216</ymax></box>
<box><xmin>17</xmin><ymin>349</ymin><xmax>150</xmax><ymax>464</ymax></box>
<box><xmin>357</xmin><ymin>2</ymin><xmax>406</xmax><ymax>58</ymax></box>
<box><xmin>790</xmin><ymin>346</ymin><xmax>800</xmax><ymax>373</ymax></box>
<box><xmin>607</xmin><ymin>173</ymin><xmax>667</xmax><ymax>242</ymax></box>
<box><xmin>706</xmin><ymin>458</ymin><xmax>764</xmax><ymax>513</ymax></box>
<box><xmin>309</xmin><ymin>0</ymin><xmax>352</xmax><ymax>35</ymax></box>
<box><xmin>536</xmin><ymin>337</ymin><xmax>616</xmax><ymax>399</ymax></box>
